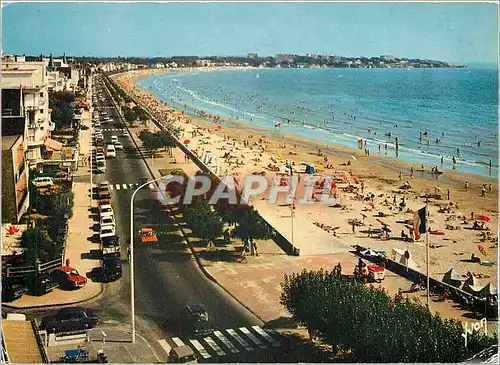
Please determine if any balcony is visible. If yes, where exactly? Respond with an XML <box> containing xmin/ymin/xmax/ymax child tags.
<box><xmin>38</xmin><ymin>98</ymin><xmax>46</xmax><ymax>107</ymax></box>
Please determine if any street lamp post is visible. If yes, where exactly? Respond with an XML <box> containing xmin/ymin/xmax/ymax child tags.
<box><xmin>130</xmin><ymin>175</ymin><xmax>169</xmax><ymax>343</ymax></box>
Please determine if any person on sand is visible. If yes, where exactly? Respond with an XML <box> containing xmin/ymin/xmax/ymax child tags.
<box><xmin>481</xmin><ymin>185</ymin><xmax>486</xmax><ymax>197</ymax></box>
<box><xmin>464</xmin><ymin>181</ymin><xmax>469</xmax><ymax>191</ymax></box>
<box><xmin>352</xmin><ymin>224</ymin><xmax>356</xmax><ymax>234</ymax></box>
<box><xmin>488</xmin><ymin>183</ymin><xmax>492</xmax><ymax>193</ymax></box>
<box><xmin>447</xmin><ymin>189</ymin><xmax>450</xmax><ymax>200</ymax></box>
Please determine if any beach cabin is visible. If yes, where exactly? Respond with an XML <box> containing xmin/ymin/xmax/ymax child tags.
<box><xmin>442</xmin><ymin>268</ymin><xmax>465</xmax><ymax>288</ymax></box>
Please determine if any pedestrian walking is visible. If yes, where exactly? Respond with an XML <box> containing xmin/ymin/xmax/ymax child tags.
<box><xmin>447</xmin><ymin>189</ymin><xmax>450</xmax><ymax>200</ymax></box>
<box><xmin>481</xmin><ymin>185</ymin><xmax>486</xmax><ymax>197</ymax></box>
<box><xmin>251</xmin><ymin>239</ymin><xmax>258</xmax><ymax>257</ymax></box>
<box><xmin>465</xmin><ymin>181</ymin><xmax>469</xmax><ymax>191</ymax></box>
<box><xmin>127</xmin><ymin>247</ymin><xmax>131</xmax><ymax>261</ymax></box>
<box><xmin>399</xmin><ymin>172</ymin><xmax>402</xmax><ymax>180</ymax></box>
<box><xmin>352</xmin><ymin>224</ymin><xmax>356</xmax><ymax>234</ymax></box>
<box><xmin>488</xmin><ymin>183</ymin><xmax>492</xmax><ymax>193</ymax></box>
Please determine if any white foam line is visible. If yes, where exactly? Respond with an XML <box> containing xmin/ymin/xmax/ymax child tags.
<box><xmin>158</xmin><ymin>339</ymin><xmax>171</xmax><ymax>355</ymax></box>
<box><xmin>171</xmin><ymin>337</ymin><xmax>185</xmax><ymax>347</ymax></box>
<box><xmin>189</xmin><ymin>339</ymin><xmax>211</xmax><ymax>359</ymax></box>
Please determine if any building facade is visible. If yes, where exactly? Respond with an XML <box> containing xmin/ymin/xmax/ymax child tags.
<box><xmin>2</xmin><ymin>55</ymin><xmax>54</xmax><ymax>164</ymax></box>
<box><xmin>1</xmin><ymin>135</ymin><xmax>30</xmax><ymax>223</ymax></box>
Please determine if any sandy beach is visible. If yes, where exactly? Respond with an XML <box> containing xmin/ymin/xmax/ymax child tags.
<box><xmin>113</xmin><ymin>68</ymin><xmax>498</xmax><ymax>287</ymax></box>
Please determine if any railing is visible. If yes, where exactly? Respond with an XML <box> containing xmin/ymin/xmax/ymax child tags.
<box><xmin>5</xmin><ymin>257</ymin><xmax>63</xmax><ymax>278</ymax></box>
<box><xmin>30</xmin><ymin>320</ymin><xmax>49</xmax><ymax>363</ymax></box>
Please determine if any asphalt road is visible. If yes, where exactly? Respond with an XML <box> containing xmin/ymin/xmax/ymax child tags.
<box><xmin>86</xmin><ymin>77</ymin><xmax>280</xmax><ymax>362</ymax></box>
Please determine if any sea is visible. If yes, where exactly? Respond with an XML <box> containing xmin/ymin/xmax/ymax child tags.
<box><xmin>137</xmin><ymin>67</ymin><xmax>498</xmax><ymax>178</ymax></box>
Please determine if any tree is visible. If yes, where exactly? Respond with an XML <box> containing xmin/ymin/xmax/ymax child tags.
<box><xmin>49</xmin><ymin>91</ymin><xmax>75</xmax><ymax>130</ymax></box>
<box><xmin>21</xmin><ymin>226</ymin><xmax>56</xmax><ymax>264</ymax></box>
<box><xmin>183</xmin><ymin>202</ymin><xmax>223</xmax><ymax>247</ymax></box>
<box><xmin>139</xmin><ymin>130</ymin><xmax>175</xmax><ymax>153</ymax></box>
<box><xmin>280</xmin><ymin>270</ymin><xmax>496</xmax><ymax>363</ymax></box>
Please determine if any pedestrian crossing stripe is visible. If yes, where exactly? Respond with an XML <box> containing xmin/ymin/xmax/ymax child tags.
<box><xmin>203</xmin><ymin>336</ymin><xmax>226</xmax><ymax>356</ymax></box>
<box><xmin>252</xmin><ymin>326</ymin><xmax>280</xmax><ymax>347</ymax></box>
<box><xmin>213</xmin><ymin>330</ymin><xmax>240</xmax><ymax>354</ymax></box>
<box><xmin>239</xmin><ymin>327</ymin><xmax>267</xmax><ymax>349</ymax></box>
<box><xmin>158</xmin><ymin>339</ymin><xmax>171</xmax><ymax>355</ymax></box>
<box><xmin>108</xmin><ymin>183</ymin><xmax>155</xmax><ymax>191</ymax></box>
<box><xmin>172</xmin><ymin>337</ymin><xmax>185</xmax><ymax>347</ymax></box>
<box><xmin>226</xmin><ymin>329</ymin><xmax>253</xmax><ymax>351</ymax></box>
<box><xmin>189</xmin><ymin>339</ymin><xmax>211</xmax><ymax>359</ymax></box>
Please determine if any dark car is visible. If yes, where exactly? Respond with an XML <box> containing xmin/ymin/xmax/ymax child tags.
<box><xmin>101</xmin><ymin>254</ymin><xmax>122</xmax><ymax>282</ymax></box>
<box><xmin>40</xmin><ymin>307</ymin><xmax>98</xmax><ymax>334</ymax></box>
<box><xmin>181</xmin><ymin>304</ymin><xmax>210</xmax><ymax>336</ymax></box>
<box><xmin>1</xmin><ymin>281</ymin><xmax>26</xmax><ymax>302</ymax></box>
<box><xmin>80</xmin><ymin>125</ymin><xmax>89</xmax><ymax>130</ymax></box>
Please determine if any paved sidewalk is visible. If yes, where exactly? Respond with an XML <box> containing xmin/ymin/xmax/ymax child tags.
<box><xmin>124</xmin><ymin>118</ymin><xmax>495</xmax><ymax>327</ymax></box>
<box><xmin>45</xmin><ymin>325</ymin><xmax>162</xmax><ymax>363</ymax></box>
<box><xmin>4</xmin><ymin>86</ymin><xmax>103</xmax><ymax>309</ymax></box>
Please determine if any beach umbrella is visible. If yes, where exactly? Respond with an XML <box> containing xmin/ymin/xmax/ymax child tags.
<box><xmin>260</xmin><ymin>135</ymin><xmax>267</xmax><ymax>139</ymax></box>
<box><xmin>350</xmin><ymin>155</ymin><xmax>357</xmax><ymax>160</ymax></box>
<box><xmin>183</xmin><ymin>139</ymin><xmax>191</xmax><ymax>145</ymax></box>
<box><xmin>353</xmin><ymin>177</ymin><xmax>360</xmax><ymax>184</ymax></box>
<box><xmin>478</xmin><ymin>245</ymin><xmax>488</xmax><ymax>255</ymax></box>
<box><xmin>478</xmin><ymin>215</ymin><xmax>491</xmax><ymax>222</ymax></box>
<box><xmin>216</xmin><ymin>124</ymin><xmax>222</xmax><ymax>129</ymax></box>
<box><xmin>382</xmin><ymin>227</ymin><xmax>392</xmax><ymax>233</ymax></box>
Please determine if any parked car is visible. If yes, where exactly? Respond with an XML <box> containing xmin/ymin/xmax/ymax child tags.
<box><xmin>114</xmin><ymin>141</ymin><xmax>123</xmax><ymax>150</ymax></box>
<box><xmin>1</xmin><ymin>281</ymin><xmax>27</xmax><ymax>302</ymax></box>
<box><xmin>100</xmin><ymin>254</ymin><xmax>122</xmax><ymax>282</ymax></box>
<box><xmin>40</xmin><ymin>307</ymin><xmax>98</xmax><ymax>334</ymax></box>
<box><xmin>99</xmin><ymin>190</ymin><xmax>112</xmax><ymax>205</ymax></box>
<box><xmin>100</xmin><ymin>225</ymin><xmax>115</xmax><ymax>241</ymax></box>
<box><xmin>181</xmin><ymin>304</ymin><xmax>210</xmax><ymax>336</ymax></box>
<box><xmin>106</xmin><ymin>144</ymin><xmax>116</xmax><ymax>158</ymax></box>
<box><xmin>100</xmin><ymin>215</ymin><xmax>115</xmax><ymax>229</ymax></box>
<box><xmin>99</xmin><ymin>204</ymin><xmax>114</xmax><ymax>218</ymax></box>
<box><xmin>80</xmin><ymin>125</ymin><xmax>89</xmax><ymax>130</ymax></box>
<box><xmin>50</xmin><ymin>266</ymin><xmax>87</xmax><ymax>290</ymax></box>
<box><xmin>96</xmin><ymin>160</ymin><xmax>106</xmax><ymax>173</ymax></box>
<box><xmin>32</xmin><ymin>177</ymin><xmax>54</xmax><ymax>188</ymax></box>
<box><xmin>168</xmin><ymin>346</ymin><xmax>197</xmax><ymax>363</ymax></box>
<box><xmin>110</xmin><ymin>135</ymin><xmax>119</xmax><ymax>144</ymax></box>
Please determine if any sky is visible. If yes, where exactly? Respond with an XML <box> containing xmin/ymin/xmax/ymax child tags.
<box><xmin>2</xmin><ymin>2</ymin><xmax>498</xmax><ymax>64</ymax></box>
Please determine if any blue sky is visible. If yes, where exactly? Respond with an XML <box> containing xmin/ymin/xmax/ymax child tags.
<box><xmin>2</xmin><ymin>2</ymin><xmax>498</xmax><ymax>63</ymax></box>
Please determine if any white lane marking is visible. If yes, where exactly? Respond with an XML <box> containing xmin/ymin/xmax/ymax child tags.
<box><xmin>252</xmin><ymin>326</ymin><xmax>280</xmax><ymax>347</ymax></box>
<box><xmin>158</xmin><ymin>339</ymin><xmax>171</xmax><ymax>355</ymax></box>
<box><xmin>115</xmin><ymin>184</ymin><xmax>120</xmax><ymax>190</ymax></box>
<box><xmin>172</xmin><ymin>337</ymin><xmax>185</xmax><ymax>347</ymax></box>
<box><xmin>122</xmin><ymin>184</ymin><xmax>128</xmax><ymax>189</ymax></box>
<box><xmin>189</xmin><ymin>339</ymin><xmax>211</xmax><ymax>359</ymax></box>
<box><xmin>213</xmin><ymin>331</ymin><xmax>239</xmax><ymax>354</ymax></box>
<box><xmin>227</xmin><ymin>329</ymin><xmax>252</xmax><ymax>351</ymax></box>
<box><xmin>129</xmin><ymin>184</ymin><xmax>134</xmax><ymax>189</ymax></box>
<box><xmin>204</xmin><ymin>336</ymin><xmax>225</xmax><ymax>356</ymax></box>
<box><xmin>239</xmin><ymin>327</ymin><xmax>266</xmax><ymax>349</ymax></box>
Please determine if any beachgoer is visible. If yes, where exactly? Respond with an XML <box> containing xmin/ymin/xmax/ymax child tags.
<box><xmin>488</xmin><ymin>183</ymin><xmax>492</xmax><ymax>193</ymax></box>
<box><xmin>399</xmin><ymin>172</ymin><xmax>402</xmax><ymax>180</ymax></box>
<box><xmin>481</xmin><ymin>185</ymin><xmax>486</xmax><ymax>197</ymax></box>
<box><xmin>352</xmin><ymin>224</ymin><xmax>355</xmax><ymax>234</ymax></box>
<box><xmin>447</xmin><ymin>189</ymin><xmax>450</xmax><ymax>200</ymax></box>
<box><xmin>464</xmin><ymin>181</ymin><xmax>469</xmax><ymax>191</ymax></box>
<box><xmin>441</xmin><ymin>156</ymin><xmax>444</xmax><ymax>164</ymax></box>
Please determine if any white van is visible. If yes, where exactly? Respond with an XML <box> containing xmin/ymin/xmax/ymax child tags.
<box><xmin>106</xmin><ymin>144</ymin><xmax>116</xmax><ymax>158</ymax></box>
<box><xmin>32</xmin><ymin>177</ymin><xmax>54</xmax><ymax>188</ymax></box>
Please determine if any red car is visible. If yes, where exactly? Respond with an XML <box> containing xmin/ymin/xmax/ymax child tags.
<box><xmin>51</xmin><ymin>266</ymin><xmax>87</xmax><ymax>290</ymax></box>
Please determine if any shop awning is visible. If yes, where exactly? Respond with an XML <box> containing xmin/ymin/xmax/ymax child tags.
<box><xmin>44</xmin><ymin>138</ymin><xmax>63</xmax><ymax>151</ymax></box>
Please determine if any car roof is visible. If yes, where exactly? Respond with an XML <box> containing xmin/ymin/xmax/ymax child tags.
<box><xmin>141</xmin><ymin>228</ymin><xmax>154</xmax><ymax>233</ymax></box>
<box><xmin>56</xmin><ymin>266</ymin><xmax>76</xmax><ymax>273</ymax></box>
<box><xmin>58</xmin><ymin>307</ymin><xmax>87</xmax><ymax>314</ymax></box>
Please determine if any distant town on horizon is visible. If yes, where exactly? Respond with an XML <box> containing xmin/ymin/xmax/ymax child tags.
<box><xmin>14</xmin><ymin>52</ymin><xmax>466</xmax><ymax>70</ymax></box>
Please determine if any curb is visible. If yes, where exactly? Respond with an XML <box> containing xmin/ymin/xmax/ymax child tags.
<box><xmin>2</xmin><ymin>284</ymin><xmax>105</xmax><ymax>311</ymax></box>
<box><xmin>104</xmin><ymin>75</ymin><xmax>266</xmax><ymax>325</ymax></box>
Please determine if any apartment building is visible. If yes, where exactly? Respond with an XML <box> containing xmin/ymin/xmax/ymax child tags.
<box><xmin>2</xmin><ymin>55</ymin><xmax>54</xmax><ymax>163</ymax></box>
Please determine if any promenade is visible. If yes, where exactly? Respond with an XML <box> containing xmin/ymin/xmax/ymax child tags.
<box><xmin>3</xmin><ymin>86</ymin><xmax>102</xmax><ymax>309</ymax></box>
<box><xmin>123</xmin><ymin>118</ymin><xmax>483</xmax><ymax>326</ymax></box>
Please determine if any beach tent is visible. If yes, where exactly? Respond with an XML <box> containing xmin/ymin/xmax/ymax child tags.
<box><xmin>479</xmin><ymin>283</ymin><xmax>498</xmax><ymax>297</ymax></box>
<box><xmin>300</xmin><ymin>163</ymin><xmax>316</xmax><ymax>174</ymax></box>
<box><xmin>463</xmin><ymin>275</ymin><xmax>484</xmax><ymax>295</ymax></box>
<box><xmin>442</xmin><ymin>268</ymin><xmax>465</xmax><ymax>288</ymax></box>
<box><xmin>398</xmin><ymin>255</ymin><xmax>419</xmax><ymax>270</ymax></box>
<box><xmin>360</xmin><ymin>248</ymin><xmax>380</xmax><ymax>257</ymax></box>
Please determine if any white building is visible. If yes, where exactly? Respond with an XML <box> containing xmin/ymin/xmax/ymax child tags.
<box><xmin>2</xmin><ymin>55</ymin><xmax>54</xmax><ymax>164</ymax></box>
